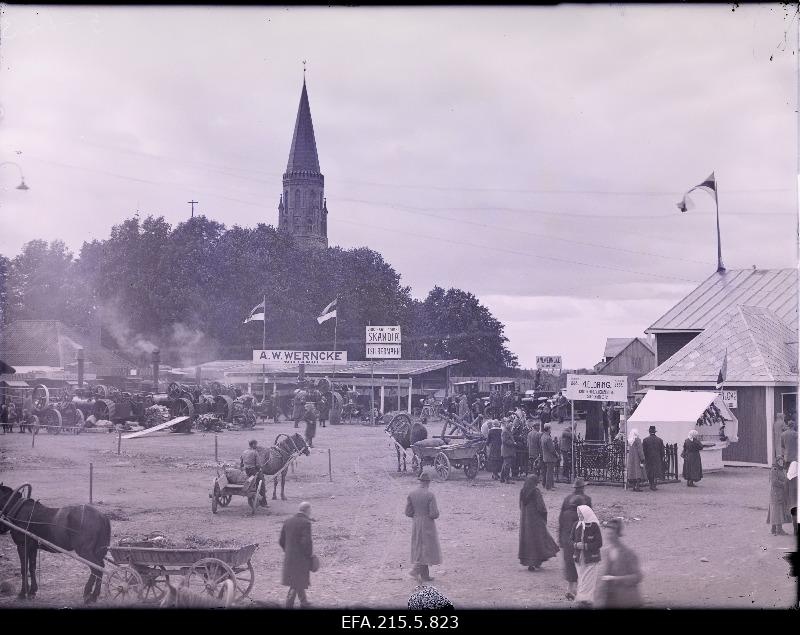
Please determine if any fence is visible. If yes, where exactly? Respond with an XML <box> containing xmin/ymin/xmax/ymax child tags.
<box><xmin>571</xmin><ymin>437</ymin><xmax>681</xmax><ymax>486</ymax></box>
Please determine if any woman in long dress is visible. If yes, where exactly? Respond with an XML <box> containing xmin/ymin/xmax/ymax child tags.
<box><xmin>626</xmin><ymin>429</ymin><xmax>646</xmax><ymax>492</ymax></box>
<box><xmin>682</xmin><ymin>430</ymin><xmax>704</xmax><ymax>487</ymax></box>
<box><xmin>596</xmin><ymin>518</ymin><xmax>643</xmax><ymax>608</ymax></box>
<box><xmin>570</xmin><ymin>504</ymin><xmax>603</xmax><ymax>607</ymax></box>
<box><xmin>767</xmin><ymin>459</ymin><xmax>791</xmax><ymax>535</ymax></box>
<box><xmin>518</xmin><ymin>475</ymin><xmax>559</xmax><ymax>571</ymax></box>
<box><xmin>486</xmin><ymin>421</ymin><xmax>502</xmax><ymax>480</ymax></box>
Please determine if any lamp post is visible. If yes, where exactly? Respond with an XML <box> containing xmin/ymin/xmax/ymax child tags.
<box><xmin>0</xmin><ymin>162</ymin><xmax>29</xmax><ymax>190</ymax></box>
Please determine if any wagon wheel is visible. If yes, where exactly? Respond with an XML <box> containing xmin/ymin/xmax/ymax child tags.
<box><xmin>33</xmin><ymin>384</ymin><xmax>50</xmax><ymax>410</ymax></box>
<box><xmin>42</xmin><ymin>408</ymin><xmax>63</xmax><ymax>434</ymax></box>
<box><xmin>184</xmin><ymin>558</ymin><xmax>235</xmax><ymax>599</ymax></box>
<box><xmin>463</xmin><ymin>458</ymin><xmax>479</xmax><ymax>480</ymax></box>
<box><xmin>433</xmin><ymin>452</ymin><xmax>451</xmax><ymax>481</ymax></box>
<box><xmin>219</xmin><ymin>492</ymin><xmax>232</xmax><ymax>507</ymax></box>
<box><xmin>233</xmin><ymin>561</ymin><xmax>255</xmax><ymax>601</ymax></box>
<box><xmin>138</xmin><ymin>565</ymin><xmax>169</xmax><ymax>603</ymax></box>
<box><xmin>411</xmin><ymin>454</ymin><xmax>422</xmax><ymax>476</ymax></box>
<box><xmin>104</xmin><ymin>566</ymin><xmax>144</xmax><ymax>605</ymax></box>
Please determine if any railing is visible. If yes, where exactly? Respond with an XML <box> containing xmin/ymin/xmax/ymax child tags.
<box><xmin>662</xmin><ymin>442</ymin><xmax>680</xmax><ymax>483</ymax></box>
<box><xmin>570</xmin><ymin>437</ymin><xmax>680</xmax><ymax>486</ymax></box>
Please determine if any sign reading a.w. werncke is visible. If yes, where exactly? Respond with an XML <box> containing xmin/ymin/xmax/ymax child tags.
<box><xmin>252</xmin><ymin>350</ymin><xmax>347</xmax><ymax>364</ymax></box>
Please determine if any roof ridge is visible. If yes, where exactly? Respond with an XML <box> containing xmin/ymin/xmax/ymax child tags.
<box><xmin>737</xmin><ymin>306</ymin><xmax>776</xmax><ymax>382</ymax></box>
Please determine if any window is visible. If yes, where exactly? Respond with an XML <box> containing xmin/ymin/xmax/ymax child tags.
<box><xmin>295</xmin><ymin>189</ymin><xmax>300</xmax><ymax>208</ymax></box>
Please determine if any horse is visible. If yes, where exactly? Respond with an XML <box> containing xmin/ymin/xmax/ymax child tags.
<box><xmin>385</xmin><ymin>414</ymin><xmax>428</xmax><ymax>472</ymax></box>
<box><xmin>0</xmin><ymin>483</ymin><xmax>111</xmax><ymax>603</ymax></box>
<box><xmin>256</xmin><ymin>433</ymin><xmax>311</xmax><ymax>501</ymax></box>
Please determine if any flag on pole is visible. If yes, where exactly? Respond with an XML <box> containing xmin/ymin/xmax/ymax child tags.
<box><xmin>243</xmin><ymin>300</ymin><xmax>266</xmax><ymax>324</ymax></box>
<box><xmin>715</xmin><ymin>348</ymin><xmax>727</xmax><ymax>390</ymax></box>
<box><xmin>677</xmin><ymin>172</ymin><xmax>717</xmax><ymax>212</ymax></box>
<box><xmin>317</xmin><ymin>298</ymin><xmax>337</xmax><ymax>324</ymax></box>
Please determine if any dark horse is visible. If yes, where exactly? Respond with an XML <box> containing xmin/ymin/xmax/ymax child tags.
<box><xmin>0</xmin><ymin>483</ymin><xmax>111</xmax><ymax>602</ymax></box>
<box><xmin>385</xmin><ymin>414</ymin><xmax>428</xmax><ymax>472</ymax></box>
<box><xmin>256</xmin><ymin>433</ymin><xmax>311</xmax><ymax>502</ymax></box>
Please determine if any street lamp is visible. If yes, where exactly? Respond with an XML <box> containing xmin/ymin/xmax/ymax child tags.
<box><xmin>0</xmin><ymin>161</ymin><xmax>30</xmax><ymax>190</ymax></box>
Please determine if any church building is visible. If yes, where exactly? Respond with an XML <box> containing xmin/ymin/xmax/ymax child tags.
<box><xmin>277</xmin><ymin>79</ymin><xmax>329</xmax><ymax>248</ymax></box>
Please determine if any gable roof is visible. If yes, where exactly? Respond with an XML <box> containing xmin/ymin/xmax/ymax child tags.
<box><xmin>597</xmin><ymin>337</ymin><xmax>656</xmax><ymax>374</ymax></box>
<box><xmin>286</xmin><ymin>79</ymin><xmax>321</xmax><ymax>174</ymax></box>
<box><xmin>646</xmin><ymin>268</ymin><xmax>798</xmax><ymax>333</ymax></box>
<box><xmin>639</xmin><ymin>306</ymin><xmax>798</xmax><ymax>385</ymax></box>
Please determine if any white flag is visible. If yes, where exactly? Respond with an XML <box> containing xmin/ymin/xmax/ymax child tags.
<box><xmin>317</xmin><ymin>298</ymin><xmax>337</xmax><ymax>325</ymax></box>
<box><xmin>677</xmin><ymin>172</ymin><xmax>717</xmax><ymax>213</ymax></box>
<box><xmin>243</xmin><ymin>300</ymin><xmax>266</xmax><ymax>324</ymax></box>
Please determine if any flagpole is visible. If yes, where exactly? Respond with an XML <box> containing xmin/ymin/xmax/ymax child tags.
<box><xmin>715</xmin><ymin>180</ymin><xmax>725</xmax><ymax>272</ymax></box>
<box><xmin>332</xmin><ymin>298</ymin><xmax>338</xmax><ymax>381</ymax></box>
<box><xmin>262</xmin><ymin>294</ymin><xmax>267</xmax><ymax>402</ymax></box>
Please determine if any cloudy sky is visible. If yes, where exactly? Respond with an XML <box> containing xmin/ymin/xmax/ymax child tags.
<box><xmin>0</xmin><ymin>5</ymin><xmax>797</xmax><ymax>368</ymax></box>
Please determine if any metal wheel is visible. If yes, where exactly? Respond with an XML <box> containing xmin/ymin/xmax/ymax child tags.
<box><xmin>433</xmin><ymin>452</ymin><xmax>451</xmax><ymax>481</ymax></box>
<box><xmin>411</xmin><ymin>454</ymin><xmax>422</xmax><ymax>476</ymax></box>
<box><xmin>33</xmin><ymin>384</ymin><xmax>50</xmax><ymax>410</ymax></box>
<box><xmin>184</xmin><ymin>558</ymin><xmax>235</xmax><ymax>598</ymax></box>
<box><xmin>233</xmin><ymin>560</ymin><xmax>255</xmax><ymax>601</ymax></box>
<box><xmin>94</xmin><ymin>385</ymin><xmax>109</xmax><ymax>399</ymax></box>
<box><xmin>138</xmin><ymin>566</ymin><xmax>168</xmax><ymax>603</ymax></box>
<box><xmin>93</xmin><ymin>399</ymin><xmax>115</xmax><ymax>421</ymax></box>
<box><xmin>104</xmin><ymin>566</ymin><xmax>143</xmax><ymax>605</ymax></box>
<box><xmin>42</xmin><ymin>408</ymin><xmax>62</xmax><ymax>434</ymax></box>
<box><xmin>463</xmin><ymin>458</ymin><xmax>479</xmax><ymax>480</ymax></box>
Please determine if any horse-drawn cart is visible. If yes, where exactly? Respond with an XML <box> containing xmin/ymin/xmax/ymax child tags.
<box><xmin>106</xmin><ymin>543</ymin><xmax>258</xmax><ymax>604</ymax></box>
<box><xmin>411</xmin><ymin>438</ymin><xmax>485</xmax><ymax>480</ymax></box>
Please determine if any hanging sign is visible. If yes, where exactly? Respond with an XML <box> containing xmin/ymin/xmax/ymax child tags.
<box><xmin>366</xmin><ymin>344</ymin><xmax>401</xmax><ymax>359</ymax></box>
<box><xmin>252</xmin><ymin>350</ymin><xmax>347</xmax><ymax>365</ymax></box>
<box><xmin>536</xmin><ymin>356</ymin><xmax>562</xmax><ymax>373</ymax></box>
<box><xmin>565</xmin><ymin>374</ymin><xmax>628</xmax><ymax>402</ymax></box>
<box><xmin>366</xmin><ymin>326</ymin><xmax>402</xmax><ymax>344</ymax></box>
<box><xmin>721</xmin><ymin>390</ymin><xmax>737</xmax><ymax>409</ymax></box>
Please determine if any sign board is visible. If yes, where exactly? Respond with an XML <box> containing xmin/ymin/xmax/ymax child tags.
<box><xmin>253</xmin><ymin>350</ymin><xmax>347</xmax><ymax>365</ymax></box>
<box><xmin>565</xmin><ymin>374</ymin><xmax>628</xmax><ymax>402</ymax></box>
<box><xmin>536</xmin><ymin>356</ymin><xmax>562</xmax><ymax>373</ymax></box>
<box><xmin>366</xmin><ymin>326</ymin><xmax>402</xmax><ymax>344</ymax></box>
<box><xmin>721</xmin><ymin>390</ymin><xmax>737</xmax><ymax>409</ymax></box>
<box><xmin>366</xmin><ymin>344</ymin><xmax>401</xmax><ymax>359</ymax></box>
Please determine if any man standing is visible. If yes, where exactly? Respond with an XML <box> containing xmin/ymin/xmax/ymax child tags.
<box><xmin>540</xmin><ymin>423</ymin><xmax>559</xmax><ymax>490</ymax></box>
<box><xmin>642</xmin><ymin>425</ymin><xmax>666</xmax><ymax>491</ymax></box>
<box><xmin>405</xmin><ymin>469</ymin><xmax>442</xmax><ymax>583</ymax></box>
<box><xmin>512</xmin><ymin>417</ymin><xmax>529</xmax><ymax>479</ymax></box>
<box><xmin>781</xmin><ymin>419</ymin><xmax>798</xmax><ymax>535</ymax></box>
<box><xmin>558</xmin><ymin>479</ymin><xmax>593</xmax><ymax>600</ymax></box>
<box><xmin>527</xmin><ymin>422</ymin><xmax>542</xmax><ymax>477</ymax></box>
<box><xmin>500</xmin><ymin>420</ymin><xmax>517</xmax><ymax>484</ymax></box>
<box><xmin>302</xmin><ymin>401</ymin><xmax>318</xmax><ymax>448</ymax></box>
<box><xmin>279</xmin><ymin>501</ymin><xmax>315</xmax><ymax>608</ymax></box>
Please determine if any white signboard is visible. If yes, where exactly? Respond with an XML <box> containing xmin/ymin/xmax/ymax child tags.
<box><xmin>253</xmin><ymin>350</ymin><xmax>347</xmax><ymax>365</ymax></box>
<box><xmin>366</xmin><ymin>326</ymin><xmax>402</xmax><ymax>344</ymax></box>
<box><xmin>366</xmin><ymin>344</ymin><xmax>401</xmax><ymax>359</ymax></box>
<box><xmin>565</xmin><ymin>374</ymin><xmax>628</xmax><ymax>402</ymax></box>
<box><xmin>721</xmin><ymin>390</ymin><xmax>737</xmax><ymax>409</ymax></box>
<box><xmin>536</xmin><ymin>356</ymin><xmax>562</xmax><ymax>373</ymax></box>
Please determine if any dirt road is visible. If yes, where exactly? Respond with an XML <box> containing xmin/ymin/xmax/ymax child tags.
<box><xmin>0</xmin><ymin>421</ymin><xmax>795</xmax><ymax>608</ymax></box>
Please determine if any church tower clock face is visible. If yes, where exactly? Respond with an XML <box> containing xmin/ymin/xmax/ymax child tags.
<box><xmin>278</xmin><ymin>78</ymin><xmax>328</xmax><ymax>249</ymax></box>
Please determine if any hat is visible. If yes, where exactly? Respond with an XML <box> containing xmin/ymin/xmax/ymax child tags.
<box><xmin>573</xmin><ymin>478</ymin><xmax>587</xmax><ymax>489</ymax></box>
<box><xmin>648</xmin><ymin>426</ymin><xmax>657</xmax><ymax>433</ymax></box>
<box><xmin>419</xmin><ymin>469</ymin><xmax>433</xmax><ymax>482</ymax></box>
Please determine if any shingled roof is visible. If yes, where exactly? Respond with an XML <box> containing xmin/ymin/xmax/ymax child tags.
<box><xmin>639</xmin><ymin>306</ymin><xmax>798</xmax><ymax>385</ymax></box>
<box><xmin>285</xmin><ymin>79</ymin><xmax>320</xmax><ymax>174</ymax></box>
<box><xmin>646</xmin><ymin>268</ymin><xmax>798</xmax><ymax>333</ymax></box>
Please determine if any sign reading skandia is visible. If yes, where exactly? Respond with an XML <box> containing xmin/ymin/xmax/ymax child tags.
<box><xmin>252</xmin><ymin>350</ymin><xmax>347</xmax><ymax>364</ymax></box>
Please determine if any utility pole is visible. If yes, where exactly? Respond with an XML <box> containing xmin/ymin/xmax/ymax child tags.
<box><xmin>188</xmin><ymin>200</ymin><xmax>198</xmax><ymax>218</ymax></box>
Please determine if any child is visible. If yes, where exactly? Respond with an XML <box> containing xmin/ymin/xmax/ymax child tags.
<box><xmin>768</xmin><ymin>459</ymin><xmax>790</xmax><ymax>535</ymax></box>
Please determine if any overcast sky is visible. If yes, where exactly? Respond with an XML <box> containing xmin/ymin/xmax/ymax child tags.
<box><xmin>0</xmin><ymin>5</ymin><xmax>797</xmax><ymax>368</ymax></box>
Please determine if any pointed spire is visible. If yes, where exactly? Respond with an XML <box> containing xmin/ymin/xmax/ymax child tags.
<box><xmin>286</xmin><ymin>78</ymin><xmax>320</xmax><ymax>173</ymax></box>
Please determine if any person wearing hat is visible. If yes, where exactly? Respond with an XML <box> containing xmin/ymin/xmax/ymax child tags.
<box><xmin>642</xmin><ymin>425</ymin><xmax>666</xmax><ymax>491</ymax></box>
<box><xmin>279</xmin><ymin>501</ymin><xmax>316</xmax><ymax>608</ymax></box>
<box><xmin>596</xmin><ymin>517</ymin><xmax>643</xmax><ymax>608</ymax></box>
<box><xmin>558</xmin><ymin>478</ymin><xmax>593</xmax><ymax>600</ymax></box>
<box><xmin>405</xmin><ymin>469</ymin><xmax>442</xmax><ymax>583</ymax></box>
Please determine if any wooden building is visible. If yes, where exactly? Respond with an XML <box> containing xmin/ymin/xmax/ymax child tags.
<box><xmin>594</xmin><ymin>337</ymin><xmax>656</xmax><ymax>402</ymax></box>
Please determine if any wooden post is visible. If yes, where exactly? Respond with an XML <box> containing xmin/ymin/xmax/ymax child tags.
<box><xmin>117</xmin><ymin>430</ymin><xmax>122</xmax><ymax>455</ymax></box>
<box><xmin>89</xmin><ymin>463</ymin><xmax>93</xmax><ymax>504</ymax></box>
<box><xmin>623</xmin><ymin>401</ymin><xmax>629</xmax><ymax>491</ymax></box>
<box><xmin>215</xmin><ymin>434</ymin><xmax>219</xmax><ymax>463</ymax></box>
<box><xmin>328</xmin><ymin>448</ymin><xmax>332</xmax><ymax>482</ymax></box>
<box><xmin>571</xmin><ymin>400</ymin><xmax>575</xmax><ymax>483</ymax></box>
<box><xmin>31</xmin><ymin>427</ymin><xmax>35</xmax><ymax>448</ymax></box>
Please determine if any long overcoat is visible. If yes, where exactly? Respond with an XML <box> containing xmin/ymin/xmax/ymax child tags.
<box><xmin>540</xmin><ymin>432</ymin><xmax>558</xmax><ymax>464</ymax></box>
<box><xmin>518</xmin><ymin>478</ymin><xmax>559</xmax><ymax>566</ymax></box>
<box><xmin>405</xmin><ymin>486</ymin><xmax>442</xmax><ymax>565</ymax></box>
<box><xmin>527</xmin><ymin>429</ymin><xmax>542</xmax><ymax>460</ymax></box>
<box><xmin>642</xmin><ymin>434</ymin><xmax>665</xmax><ymax>480</ymax></box>
<box><xmin>279</xmin><ymin>513</ymin><xmax>313</xmax><ymax>590</ymax></box>
<box><xmin>767</xmin><ymin>465</ymin><xmax>792</xmax><ymax>524</ymax></box>
<box><xmin>626</xmin><ymin>437</ymin><xmax>646</xmax><ymax>481</ymax></box>
<box><xmin>682</xmin><ymin>438</ymin><xmax>704</xmax><ymax>482</ymax></box>
<box><xmin>596</xmin><ymin>543</ymin><xmax>643</xmax><ymax>608</ymax></box>
<box><xmin>501</xmin><ymin>428</ymin><xmax>516</xmax><ymax>459</ymax></box>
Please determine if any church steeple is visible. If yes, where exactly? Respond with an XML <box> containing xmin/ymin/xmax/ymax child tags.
<box><xmin>278</xmin><ymin>77</ymin><xmax>328</xmax><ymax>249</ymax></box>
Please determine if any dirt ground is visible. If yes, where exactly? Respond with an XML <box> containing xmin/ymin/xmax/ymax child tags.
<box><xmin>0</xmin><ymin>419</ymin><xmax>796</xmax><ymax>609</ymax></box>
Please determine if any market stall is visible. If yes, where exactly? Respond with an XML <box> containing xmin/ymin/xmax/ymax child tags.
<box><xmin>627</xmin><ymin>390</ymin><xmax>738</xmax><ymax>473</ymax></box>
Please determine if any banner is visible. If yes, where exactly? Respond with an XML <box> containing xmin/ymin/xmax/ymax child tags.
<box><xmin>366</xmin><ymin>326</ymin><xmax>402</xmax><ymax>344</ymax></box>
<box><xmin>253</xmin><ymin>350</ymin><xmax>347</xmax><ymax>365</ymax></box>
<box><xmin>565</xmin><ymin>374</ymin><xmax>627</xmax><ymax>402</ymax></box>
<box><xmin>536</xmin><ymin>355</ymin><xmax>562</xmax><ymax>373</ymax></box>
<box><xmin>366</xmin><ymin>344</ymin><xmax>401</xmax><ymax>359</ymax></box>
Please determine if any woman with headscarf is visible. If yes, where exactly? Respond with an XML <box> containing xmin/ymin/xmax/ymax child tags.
<box><xmin>570</xmin><ymin>504</ymin><xmax>603</xmax><ymax>607</ymax></box>
<box><xmin>682</xmin><ymin>430</ymin><xmax>704</xmax><ymax>487</ymax></box>
<box><xmin>596</xmin><ymin>518</ymin><xmax>643</xmax><ymax>608</ymax></box>
<box><xmin>518</xmin><ymin>474</ymin><xmax>559</xmax><ymax>571</ymax></box>
<box><xmin>767</xmin><ymin>459</ymin><xmax>791</xmax><ymax>535</ymax></box>
<box><xmin>626</xmin><ymin>429</ymin><xmax>646</xmax><ymax>492</ymax></box>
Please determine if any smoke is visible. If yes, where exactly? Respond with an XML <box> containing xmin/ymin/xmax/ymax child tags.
<box><xmin>96</xmin><ymin>302</ymin><xmax>158</xmax><ymax>358</ymax></box>
<box><xmin>170</xmin><ymin>322</ymin><xmax>220</xmax><ymax>369</ymax></box>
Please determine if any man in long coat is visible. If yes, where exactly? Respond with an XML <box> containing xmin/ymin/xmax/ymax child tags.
<box><xmin>405</xmin><ymin>469</ymin><xmax>442</xmax><ymax>583</ymax></box>
<box><xmin>641</xmin><ymin>425</ymin><xmax>665</xmax><ymax>491</ymax></box>
<box><xmin>527</xmin><ymin>423</ymin><xmax>542</xmax><ymax>477</ymax></box>
<box><xmin>500</xmin><ymin>420</ymin><xmax>517</xmax><ymax>484</ymax></box>
<box><xmin>557</xmin><ymin>478</ymin><xmax>592</xmax><ymax>600</ymax></box>
<box><xmin>279</xmin><ymin>501</ymin><xmax>315</xmax><ymax>608</ymax></box>
<box><xmin>540</xmin><ymin>424</ymin><xmax>559</xmax><ymax>490</ymax></box>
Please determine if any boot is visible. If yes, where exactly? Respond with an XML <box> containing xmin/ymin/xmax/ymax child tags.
<box><xmin>771</xmin><ymin>525</ymin><xmax>777</xmax><ymax>535</ymax></box>
<box><xmin>775</xmin><ymin>526</ymin><xmax>788</xmax><ymax>535</ymax></box>
<box><xmin>286</xmin><ymin>589</ymin><xmax>297</xmax><ymax>609</ymax></box>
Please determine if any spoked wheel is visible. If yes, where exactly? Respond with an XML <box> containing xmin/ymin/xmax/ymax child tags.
<box><xmin>138</xmin><ymin>566</ymin><xmax>168</xmax><ymax>603</ymax></box>
<box><xmin>219</xmin><ymin>493</ymin><xmax>232</xmax><ymax>507</ymax></box>
<box><xmin>232</xmin><ymin>560</ymin><xmax>255</xmax><ymax>601</ymax></box>
<box><xmin>42</xmin><ymin>408</ymin><xmax>63</xmax><ymax>434</ymax></box>
<box><xmin>411</xmin><ymin>454</ymin><xmax>422</xmax><ymax>476</ymax></box>
<box><xmin>184</xmin><ymin>558</ymin><xmax>235</xmax><ymax>599</ymax></box>
<box><xmin>433</xmin><ymin>452</ymin><xmax>451</xmax><ymax>481</ymax></box>
<box><xmin>463</xmin><ymin>458</ymin><xmax>479</xmax><ymax>480</ymax></box>
<box><xmin>104</xmin><ymin>566</ymin><xmax>144</xmax><ymax>605</ymax></box>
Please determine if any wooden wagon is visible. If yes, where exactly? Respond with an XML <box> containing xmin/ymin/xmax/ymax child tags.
<box><xmin>106</xmin><ymin>543</ymin><xmax>258</xmax><ymax>604</ymax></box>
